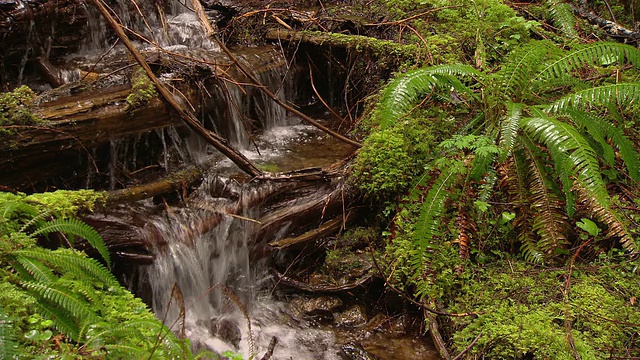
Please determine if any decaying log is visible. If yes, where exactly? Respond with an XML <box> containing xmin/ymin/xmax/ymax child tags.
<box><xmin>253</xmin><ymin>181</ymin><xmax>350</xmax><ymax>243</ymax></box>
<box><xmin>90</xmin><ymin>0</ymin><xmax>263</xmax><ymax>178</ymax></box>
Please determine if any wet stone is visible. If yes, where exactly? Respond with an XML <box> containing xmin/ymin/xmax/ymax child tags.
<box><xmin>340</xmin><ymin>343</ymin><xmax>379</xmax><ymax>360</ymax></box>
<box><xmin>288</xmin><ymin>296</ymin><xmax>343</xmax><ymax>323</ymax></box>
<box><xmin>336</xmin><ymin>305</ymin><xmax>368</xmax><ymax>327</ymax></box>
<box><xmin>212</xmin><ymin>318</ymin><xmax>242</xmax><ymax>348</ymax></box>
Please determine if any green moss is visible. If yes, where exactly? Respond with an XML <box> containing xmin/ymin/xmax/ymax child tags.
<box><xmin>126</xmin><ymin>67</ymin><xmax>157</xmax><ymax>111</ymax></box>
<box><xmin>1</xmin><ymin>190</ymin><xmax>106</xmax><ymax>218</ymax></box>
<box><xmin>0</xmin><ymin>86</ymin><xmax>42</xmax><ymax>139</ymax></box>
<box><xmin>446</xmin><ymin>262</ymin><xmax>640</xmax><ymax>359</ymax></box>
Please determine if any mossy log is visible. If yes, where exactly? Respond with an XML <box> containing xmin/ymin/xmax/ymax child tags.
<box><xmin>265</xmin><ymin>28</ymin><xmax>420</xmax><ymax>61</ymax></box>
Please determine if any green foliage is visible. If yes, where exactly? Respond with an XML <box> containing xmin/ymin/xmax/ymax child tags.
<box><xmin>362</xmin><ymin>29</ymin><xmax>640</xmax><ymax>358</ymax></box>
<box><xmin>0</xmin><ymin>306</ymin><xmax>19</xmax><ymax>360</ymax></box>
<box><xmin>375</xmin><ymin>65</ymin><xmax>480</xmax><ymax>128</ymax></box>
<box><xmin>0</xmin><ymin>192</ymin><xmax>193</xmax><ymax>358</ymax></box>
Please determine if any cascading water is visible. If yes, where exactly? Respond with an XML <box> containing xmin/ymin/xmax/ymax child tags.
<box><xmin>70</xmin><ymin>1</ymin><xmax>353</xmax><ymax>357</ymax></box>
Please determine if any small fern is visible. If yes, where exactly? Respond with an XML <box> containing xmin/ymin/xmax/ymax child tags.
<box><xmin>14</xmin><ymin>248</ymin><xmax>119</xmax><ymax>289</ymax></box>
<box><xmin>547</xmin><ymin>0</ymin><xmax>578</xmax><ymax>38</ymax></box>
<box><xmin>499</xmin><ymin>101</ymin><xmax>523</xmax><ymax>161</ymax></box>
<box><xmin>413</xmin><ymin>161</ymin><xmax>465</xmax><ymax>267</ymax></box>
<box><xmin>521</xmin><ymin>115</ymin><xmax>610</xmax><ymax>213</ymax></box>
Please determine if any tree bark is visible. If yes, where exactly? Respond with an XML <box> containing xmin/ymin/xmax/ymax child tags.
<box><xmin>571</xmin><ymin>4</ymin><xmax>640</xmax><ymax>42</ymax></box>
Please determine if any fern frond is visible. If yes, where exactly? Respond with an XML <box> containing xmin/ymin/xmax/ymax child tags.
<box><xmin>499</xmin><ymin>101</ymin><xmax>523</xmax><ymax>161</ymax></box>
<box><xmin>548</xmin><ymin>83</ymin><xmax>640</xmax><ymax>112</ymax></box>
<box><xmin>413</xmin><ymin>162</ymin><xmax>465</xmax><ymax>266</ymax></box>
<box><xmin>575</xmin><ymin>186</ymin><xmax>637</xmax><ymax>251</ymax></box>
<box><xmin>495</xmin><ymin>40</ymin><xmax>563</xmax><ymax>100</ymax></box>
<box><xmin>503</xmin><ymin>149</ymin><xmax>543</xmax><ymax>263</ymax></box>
<box><xmin>22</xmin><ymin>281</ymin><xmax>98</xmax><ymax>329</ymax></box>
<box><xmin>14</xmin><ymin>248</ymin><xmax>119</xmax><ymax>289</ymax></box>
<box><xmin>30</xmin><ymin>292</ymin><xmax>82</xmax><ymax>339</ymax></box>
<box><xmin>525</xmin><ymin>147</ymin><xmax>570</xmax><ymax>256</ymax></box>
<box><xmin>537</xmin><ymin>42</ymin><xmax>640</xmax><ymax>82</ymax></box>
<box><xmin>0</xmin><ymin>308</ymin><xmax>18</xmax><ymax>360</ymax></box>
<box><xmin>521</xmin><ymin>116</ymin><xmax>610</xmax><ymax>216</ymax></box>
<box><xmin>33</xmin><ymin>218</ymin><xmax>111</xmax><ymax>268</ymax></box>
<box><xmin>376</xmin><ymin>64</ymin><xmax>480</xmax><ymax>128</ymax></box>
<box><xmin>547</xmin><ymin>0</ymin><xmax>578</xmax><ymax>38</ymax></box>
<box><xmin>553</xmin><ymin>108</ymin><xmax>640</xmax><ymax>182</ymax></box>
<box><xmin>14</xmin><ymin>255</ymin><xmax>56</xmax><ymax>284</ymax></box>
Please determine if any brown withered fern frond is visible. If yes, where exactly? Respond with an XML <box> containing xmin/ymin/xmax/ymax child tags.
<box><xmin>500</xmin><ymin>152</ymin><xmax>543</xmax><ymax>262</ymax></box>
<box><xmin>526</xmin><ymin>150</ymin><xmax>570</xmax><ymax>257</ymax></box>
<box><xmin>574</xmin><ymin>185</ymin><xmax>637</xmax><ymax>252</ymax></box>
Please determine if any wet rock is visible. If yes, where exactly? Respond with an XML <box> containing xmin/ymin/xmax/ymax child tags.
<box><xmin>212</xmin><ymin>318</ymin><xmax>242</xmax><ymax>348</ymax></box>
<box><xmin>288</xmin><ymin>296</ymin><xmax>343</xmax><ymax>323</ymax></box>
<box><xmin>336</xmin><ymin>305</ymin><xmax>367</xmax><ymax>327</ymax></box>
<box><xmin>340</xmin><ymin>343</ymin><xmax>379</xmax><ymax>360</ymax></box>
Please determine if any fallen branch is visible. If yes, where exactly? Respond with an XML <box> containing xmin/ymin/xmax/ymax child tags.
<box><xmin>571</xmin><ymin>4</ymin><xmax>640</xmax><ymax>42</ymax></box>
<box><xmin>425</xmin><ymin>306</ymin><xmax>451</xmax><ymax>360</ymax></box>
<box><xmin>89</xmin><ymin>0</ymin><xmax>263</xmax><ymax>178</ymax></box>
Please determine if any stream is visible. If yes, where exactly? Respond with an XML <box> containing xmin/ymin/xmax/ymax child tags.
<box><xmin>51</xmin><ymin>0</ymin><xmax>441</xmax><ymax>358</ymax></box>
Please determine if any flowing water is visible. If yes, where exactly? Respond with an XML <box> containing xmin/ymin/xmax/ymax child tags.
<box><xmin>70</xmin><ymin>1</ymin><xmax>440</xmax><ymax>358</ymax></box>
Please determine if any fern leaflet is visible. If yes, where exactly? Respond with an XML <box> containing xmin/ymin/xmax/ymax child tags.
<box><xmin>33</xmin><ymin>218</ymin><xmax>111</xmax><ymax>268</ymax></box>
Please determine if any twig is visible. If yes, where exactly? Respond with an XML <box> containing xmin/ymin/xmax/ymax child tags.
<box><xmin>260</xmin><ymin>337</ymin><xmax>278</xmax><ymax>360</ymax></box>
<box><xmin>452</xmin><ymin>332</ymin><xmax>483</xmax><ymax>360</ymax></box>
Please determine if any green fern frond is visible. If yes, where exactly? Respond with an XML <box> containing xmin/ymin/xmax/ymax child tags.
<box><xmin>553</xmin><ymin>108</ymin><xmax>640</xmax><ymax>182</ymax></box>
<box><xmin>537</xmin><ymin>42</ymin><xmax>640</xmax><ymax>82</ymax></box>
<box><xmin>499</xmin><ymin>101</ymin><xmax>523</xmax><ymax>161</ymax></box>
<box><xmin>33</xmin><ymin>218</ymin><xmax>111</xmax><ymax>268</ymax></box>
<box><xmin>14</xmin><ymin>255</ymin><xmax>56</xmax><ymax>284</ymax></box>
<box><xmin>521</xmin><ymin>116</ymin><xmax>610</xmax><ymax>216</ymax></box>
<box><xmin>0</xmin><ymin>308</ymin><xmax>18</xmax><ymax>360</ymax></box>
<box><xmin>30</xmin><ymin>292</ymin><xmax>82</xmax><ymax>339</ymax></box>
<box><xmin>547</xmin><ymin>0</ymin><xmax>578</xmax><ymax>38</ymax></box>
<box><xmin>23</xmin><ymin>281</ymin><xmax>98</xmax><ymax>323</ymax></box>
<box><xmin>413</xmin><ymin>162</ymin><xmax>465</xmax><ymax>266</ymax></box>
<box><xmin>495</xmin><ymin>40</ymin><xmax>563</xmax><ymax>100</ymax></box>
<box><xmin>548</xmin><ymin>83</ymin><xmax>640</xmax><ymax>112</ymax></box>
<box><xmin>14</xmin><ymin>248</ymin><xmax>119</xmax><ymax>289</ymax></box>
<box><xmin>376</xmin><ymin>64</ymin><xmax>480</xmax><ymax>128</ymax></box>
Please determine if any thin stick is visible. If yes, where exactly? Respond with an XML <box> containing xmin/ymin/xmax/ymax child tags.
<box><xmin>189</xmin><ymin>0</ymin><xmax>216</xmax><ymax>38</ymax></box>
<box><xmin>452</xmin><ymin>332</ymin><xmax>483</xmax><ymax>360</ymax></box>
<box><xmin>89</xmin><ymin>0</ymin><xmax>263</xmax><ymax>178</ymax></box>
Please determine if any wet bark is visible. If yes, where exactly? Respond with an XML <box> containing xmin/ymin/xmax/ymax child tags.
<box><xmin>571</xmin><ymin>4</ymin><xmax>640</xmax><ymax>43</ymax></box>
